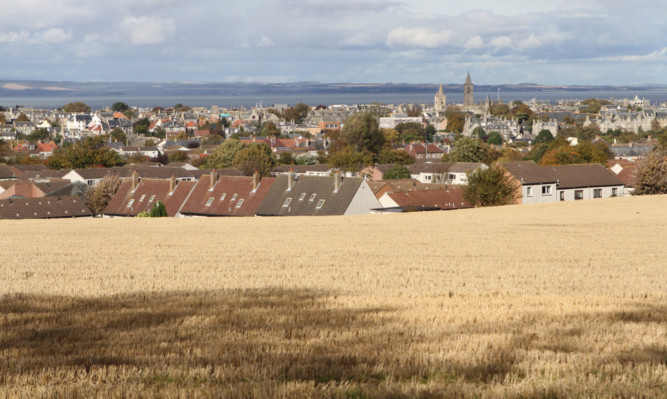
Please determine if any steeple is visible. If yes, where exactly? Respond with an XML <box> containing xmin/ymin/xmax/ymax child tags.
<box><xmin>465</xmin><ymin>71</ymin><xmax>472</xmax><ymax>85</ymax></box>
<box><xmin>434</xmin><ymin>83</ymin><xmax>447</xmax><ymax>112</ymax></box>
<box><xmin>437</xmin><ymin>84</ymin><xmax>444</xmax><ymax>95</ymax></box>
<box><xmin>463</xmin><ymin>71</ymin><xmax>474</xmax><ymax>107</ymax></box>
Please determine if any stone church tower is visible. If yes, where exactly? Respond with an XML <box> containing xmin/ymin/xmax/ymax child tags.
<box><xmin>463</xmin><ymin>72</ymin><xmax>474</xmax><ymax>107</ymax></box>
<box><xmin>434</xmin><ymin>84</ymin><xmax>447</xmax><ymax>112</ymax></box>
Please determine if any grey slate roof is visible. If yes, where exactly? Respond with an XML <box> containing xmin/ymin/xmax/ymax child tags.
<box><xmin>256</xmin><ymin>175</ymin><xmax>362</xmax><ymax>216</ymax></box>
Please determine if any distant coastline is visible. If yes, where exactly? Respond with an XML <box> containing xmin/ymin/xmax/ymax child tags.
<box><xmin>1</xmin><ymin>80</ymin><xmax>666</xmax><ymax>109</ymax></box>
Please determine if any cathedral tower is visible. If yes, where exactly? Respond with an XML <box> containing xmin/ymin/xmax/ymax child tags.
<box><xmin>463</xmin><ymin>72</ymin><xmax>474</xmax><ymax>107</ymax></box>
<box><xmin>434</xmin><ymin>84</ymin><xmax>447</xmax><ymax>112</ymax></box>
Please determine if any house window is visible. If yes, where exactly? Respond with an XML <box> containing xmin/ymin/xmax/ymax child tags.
<box><xmin>139</xmin><ymin>194</ymin><xmax>146</xmax><ymax>202</ymax></box>
<box><xmin>236</xmin><ymin>199</ymin><xmax>244</xmax><ymax>208</ymax></box>
<box><xmin>220</xmin><ymin>193</ymin><xmax>226</xmax><ymax>201</ymax></box>
<box><xmin>542</xmin><ymin>185</ymin><xmax>551</xmax><ymax>195</ymax></box>
<box><xmin>299</xmin><ymin>193</ymin><xmax>306</xmax><ymax>201</ymax></box>
<box><xmin>526</xmin><ymin>187</ymin><xmax>533</xmax><ymax>197</ymax></box>
<box><xmin>449</xmin><ymin>173</ymin><xmax>456</xmax><ymax>180</ymax></box>
<box><xmin>309</xmin><ymin>194</ymin><xmax>316</xmax><ymax>201</ymax></box>
<box><xmin>231</xmin><ymin>193</ymin><xmax>237</xmax><ymax>201</ymax></box>
<box><xmin>593</xmin><ymin>189</ymin><xmax>602</xmax><ymax>198</ymax></box>
<box><xmin>559</xmin><ymin>191</ymin><xmax>565</xmax><ymax>201</ymax></box>
<box><xmin>149</xmin><ymin>195</ymin><xmax>155</xmax><ymax>202</ymax></box>
<box><xmin>206</xmin><ymin>197</ymin><xmax>214</xmax><ymax>207</ymax></box>
<box><xmin>612</xmin><ymin>188</ymin><xmax>618</xmax><ymax>197</ymax></box>
<box><xmin>87</xmin><ymin>180</ymin><xmax>95</xmax><ymax>186</ymax></box>
<box><xmin>575</xmin><ymin>190</ymin><xmax>584</xmax><ymax>200</ymax></box>
<box><xmin>316</xmin><ymin>199</ymin><xmax>325</xmax><ymax>209</ymax></box>
<box><xmin>283</xmin><ymin>198</ymin><xmax>291</xmax><ymax>207</ymax></box>
<box><xmin>126</xmin><ymin>199</ymin><xmax>134</xmax><ymax>208</ymax></box>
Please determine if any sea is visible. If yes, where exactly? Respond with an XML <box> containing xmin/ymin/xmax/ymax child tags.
<box><xmin>2</xmin><ymin>90</ymin><xmax>667</xmax><ymax>110</ymax></box>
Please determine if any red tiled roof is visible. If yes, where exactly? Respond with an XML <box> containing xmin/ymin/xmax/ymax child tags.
<box><xmin>103</xmin><ymin>178</ymin><xmax>196</xmax><ymax>217</ymax></box>
<box><xmin>179</xmin><ymin>174</ymin><xmax>275</xmax><ymax>217</ymax></box>
<box><xmin>386</xmin><ymin>187</ymin><xmax>471</xmax><ymax>210</ymax></box>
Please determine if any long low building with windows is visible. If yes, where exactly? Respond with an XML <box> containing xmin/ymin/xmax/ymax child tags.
<box><xmin>499</xmin><ymin>161</ymin><xmax>625</xmax><ymax>204</ymax></box>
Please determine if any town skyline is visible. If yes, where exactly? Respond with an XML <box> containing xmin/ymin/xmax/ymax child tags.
<box><xmin>1</xmin><ymin>1</ymin><xmax>666</xmax><ymax>85</ymax></box>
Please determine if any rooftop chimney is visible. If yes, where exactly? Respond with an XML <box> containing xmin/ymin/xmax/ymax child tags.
<box><xmin>252</xmin><ymin>171</ymin><xmax>260</xmax><ymax>192</ymax></box>
<box><xmin>169</xmin><ymin>174</ymin><xmax>175</xmax><ymax>194</ymax></box>
<box><xmin>287</xmin><ymin>169</ymin><xmax>294</xmax><ymax>191</ymax></box>
<box><xmin>210</xmin><ymin>169</ymin><xmax>217</xmax><ymax>190</ymax></box>
<box><xmin>131</xmin><ymin>170</ymin><xmax>139</xmax><ymax>191</ymax></box>
<box><xmin>334</xmin><ymin>171</ymin><xmax>342</xmax><ymax>193</ymax></box>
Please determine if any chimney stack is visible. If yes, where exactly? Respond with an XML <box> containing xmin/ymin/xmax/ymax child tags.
<box><xmin>252</xmin><ymin>171</ymin><xmax>260</xmax><ymax>191</ymax></box>
<box><xmin>131</xmin><ymin>170</ymin><xmax>139</xmax><ymax>191</ymax></box>
<box><xmin>210</xmin><ymin>169</ymin><xmax>217</xmax><ymax>190</ymax></box>
<box><xmin>334</xmin><ymin>171</ymin><xmax>342</xmax><ymax>192</ymax></box>
<box><xmin>169</xmin><ymin>174</ymin><xmax>175</xmax><ymax>193</ymax></box>
<box><xmin>287</xmin><ymin>169</ymin><xmax>294</xmax><ymax>191</ymax></box>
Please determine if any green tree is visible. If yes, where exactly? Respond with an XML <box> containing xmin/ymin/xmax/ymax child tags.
<box><xmin>445</xmin><ymin>107</ymin><xmax>465</xmax><ymax>133</ymax></box>
<box><xmin>134</xmin><ymin>117</ymin><xmax>150</xmax><ymax>135</ymax></box>
<box><xmin>205</xmin><ymin>139</ymin><xmax>245</xmax><ymax>169</ymax></box>
<box><xmin>472</xmin><ymin>126</ymin><xmax>487</xmax><ymax>141</ymax></box>
<box><xmin>63</xmin><ymin>102</ymin><xmax>91</xmax><ymax>113</ymax></box>
<box><xmin>535</xmin><ymin>129</ymin><xmax>555</xmax><ymax>144</ymax></box>
<box><xmin>84</xmin><ymin>174</ymin><xmax>123</xmax><ymax>215</ymax></box>
<box><xmin>342</xmin><ymin>112</ymin><xmax>384</xmax><ymax>154</ymax></box>
<box><xmin>383</xmin><ymin>164</ymin><xmax>411</xmax><ymax>180</ymax></box>
<box><xmin>110</xmin><ymin>127</ymin><xmax>127</xmax><ymax>145</ymax></box>
<box><xmin>487</xmin><ymin>131</ymin><xmax>502</xmax><ymax>145</ymax></box>
<box><xmin>112</xmin><ymin>102</ymin><xmax>130</xmax><ymax>112</ymax></box>
<box><xmin>232</xmin><ymin>143</ymin><xmax>276</xmax><ymax>176</ymax></box>
<box><xmin>173</xmin><ymin>104</ymin><xmax>191</xmax><ymax>112</ymax></box>
<box><xmin>27</xmin><ymin>128</ymin><xmax>50</xmax><ymax>142</ymax></box>
<box><xmin>633</xmin><ymin>150</ymin><xmax>667</xmax><ymax>195</ymax></box>
<box><xmin>47</xmin><ymin>136</ymin><xmax>125</xmax><ymax>169</ymax></box>
<box><xmin>449</xmin><ymin>137</ymin><xmax>489</xmax><ymax>163</ymax></box>
<box><xmin>277</xmin><ymin>152</ymin><xmax>294</xmax><ymax>165</ymax></box>
<box><xmin>463</xmin><ymin>165</ymin><xmax>518</xmax><ymax>207</ymax></box>
<box><xmin>328</xmin><ymin>145</ymin><xmax>374</xmax><ymax>173</ymax></box>
<box><xmin>424</xmin><ymin>124</ymin><xmax>436</xmax><ymax>142</ymax></box>
<box><xmin>395</xmin><ymin>122</ymin><xmax>424</xmax><ymax>143</ymax></box>
<box><xmin>149</xmin><ymin>201</ymin><xmax>168</xmax><ymax>217</ymax></box>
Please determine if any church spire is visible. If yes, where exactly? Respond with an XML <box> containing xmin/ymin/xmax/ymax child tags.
<box><xmin>465</xmin><ymin>71</ymin><xmax>472</xmax><ymax>85</ymax></box>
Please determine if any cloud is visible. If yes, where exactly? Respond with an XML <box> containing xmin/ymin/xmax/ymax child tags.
<box><xmin>518</xmin><ymin>34</ymin><xmax>541</xmax><ymax>50</ymax></box>
<box><xmin>39</xmin><ymin>28</ymin><xmax>72</xmax><ymax>44</ymax></box>
<box><xmin>257</xmin><ymin>35</ymin><xmax>275</xmax><ymax>48</ymax></box>
<box><xmin>464</xmin><ymin>35</ymin><xmax>484</xmax><ymax>49</ymax></box>
<box><xmin>386</xmin><ymin>27</ymin><xmax>452</xmax><ymax>48</ymax></box>
<box><xmin>342</xmin><ymin>33</ymin><xmax>373</xmax><ymax>47</ymax></box>
<box><xmin>120</xmin><ymin>17</ymin><xmax>175</xmax><ymax>45</ymax></box>
<box><xmin>489</xmin><ymin>36</ymin><xmax>512</xmax><ymax>50</ymax></box>
<box><xmin>0</xmin><ymin>30</ymin><xmax>30</xmax><ymax>43</ymax></box>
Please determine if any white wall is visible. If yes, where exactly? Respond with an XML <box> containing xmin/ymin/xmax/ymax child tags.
<box><xmin>521</xmin><ymin>183</ymin><xmax>558</xmax><ymax>204</ymax></box>
<box><xmin>344</xmin><ymin>180</ymin><xmax>382</xmax><ymax>215</ymax></box>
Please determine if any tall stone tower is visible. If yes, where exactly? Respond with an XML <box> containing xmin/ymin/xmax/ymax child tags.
<box><xmin>434</xmin><ymin>84</ymin><xmax>447</xmax><ymax>112</ymax></box>
<box><xmin>463</xmin><ymin>72</ymin><xmax>474</xmax><ymax>107</ymax></box>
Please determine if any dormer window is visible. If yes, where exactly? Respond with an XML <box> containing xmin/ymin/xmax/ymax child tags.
<box><xmin>299</xmin><ymin>193</ymin><xmax>306</xmax><ymax>201</ymax></box>
<box><xmin>309</xmin><ymin>194</ymin><xmax>316</xmax><ymax>202</ymax></box>
<box><xmin>149</xmin><ymin>195</ymin><xmax>156</xmax><ymax>202</ymax></box>
<box><xmin>236</xmin><ymin>199</ymin><xmax>244</xmax><ymax>208</ymax></box>
<box><xmin>220</xmin><ymin>193</ymin><xmax>226</xmax><ymax>201</ymax></box>
<box><xmin>316</xmin><ymin>199</ymin><xmax>325</xmax><ymax>209</ymax></box>
<box><xmin>283</xmin><ymin>198</ymin><xmax>291</xmax><ymax>207</ymax></box>
<box><xmin>139</xmin><ymin>194</ymin><xmax>146</xmax><ymax>202</ymax></box>
<box><xmin>231</xmin><ymin>193</ymin><xmax>237</xmax><ymax>201</ymax></box>
<box><xmin>206</xmin><ymin>197</ymin><xmax>214</xmax><ymax>207</ymax></box>
<box><xmin>126</xmin><ymin>199</ymin><xmax>134</xmax><ymax>208</ymax></box>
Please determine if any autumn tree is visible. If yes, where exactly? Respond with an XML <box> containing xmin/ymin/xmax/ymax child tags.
<box><xmin>445</xmin><ymin>106</ymin><xmax>465</xmax><ymax>133</ymax></box>
<box><xmin>395</xmin><ymin>122</ymin><xmax>424</xmax><ymax>143</ymax></box>
<box><xmin>377</xmin><ymin>148</ymin><xmax>415</xmax><ymax>165</ymax></box>
<box><xmin>84</xmin><ymin>174</ymin><xmax>123</xmax><ymax>215</ymax></box>
<box><xmin>341</xmin><ymin>112</ymin><xmax>384</xmax><ymax>154</ymax></box>
<box><xmin>535</xmin><ymin>129</ymin><xmax>555</xmax><ymax>144</ymax></box>
<box><xmin>261</xmin><ymin>121</ymin><xmax>280</xmax><ymax>137</ymax></box>
<box><xmin>110</xmin><ymin>127</ymin><xmax>127</xmax><ymax>145</ymax></box>
<box><xmin>486</xmin><ymin>131</ymin><xmax>503</xmax><ymax>145</ymax></box>
<box><xmin>16</xmin><ymin>113</ymin><xmax>30</xmax><ymax>122</ymax></box>
<box><xmin>27</xmin><ymin>128</ymin><xmax>50</xmax><ymax>142</ymax></box>
<box><xmin>63</xmin><ymin>102</ymin><xmax>91</xmax><ymax>113</ymax></box>
<box><xmin>463</xmin><ymin>165</ymin><xmax>518</xmax><ymax>207</ymax></box>
<box><xmin>633</xmin><ymin>150</ymin><xmax>667</xmax><ymax>195</ymax></box>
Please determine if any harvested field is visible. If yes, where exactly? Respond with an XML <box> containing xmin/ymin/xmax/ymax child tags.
<box><xmin>1</xmin><ymin>195</ymin><xmax>666</xmax><ymax>398</ymax></box>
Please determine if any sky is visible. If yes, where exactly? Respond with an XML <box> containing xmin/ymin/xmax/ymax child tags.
<box><xmin>1</xmin><ymin>0</ymin><xmax>666</xmax><ymax>85</ymax></box>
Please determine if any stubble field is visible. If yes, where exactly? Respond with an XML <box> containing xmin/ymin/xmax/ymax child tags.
<box><xmin>0</xmin><ymin>195</ymin><xmax>665</xmax><ymax>398</ymax></box>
